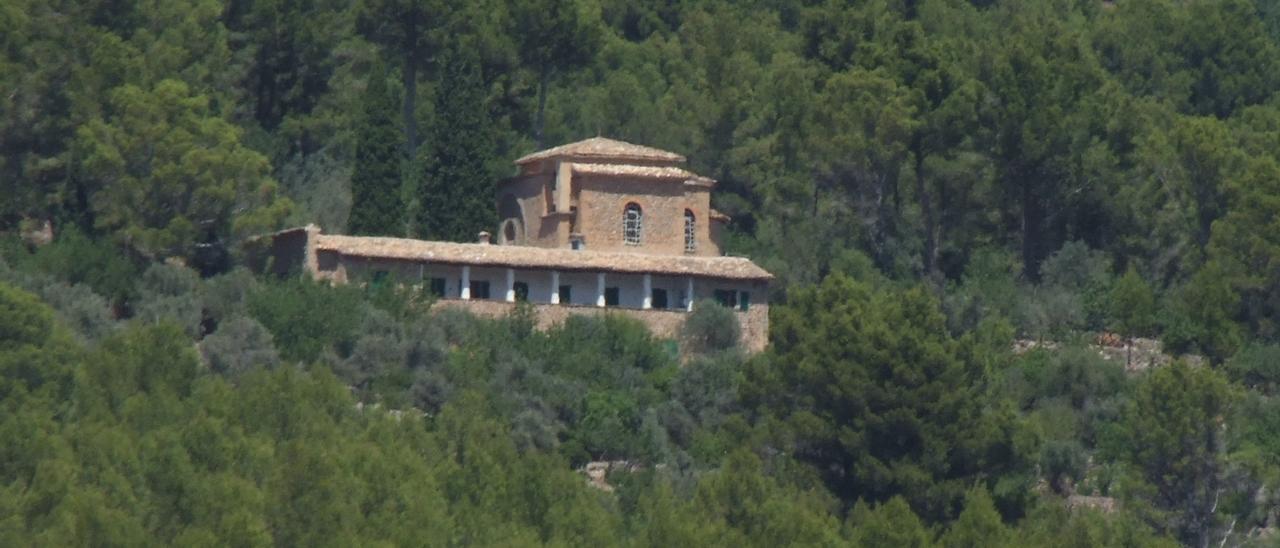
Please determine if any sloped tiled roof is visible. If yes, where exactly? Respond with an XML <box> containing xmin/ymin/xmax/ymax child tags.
<box><xmin>515</xmin><ymin>137</ymin><xmax>687</xmax><ymax>165</ymax></box>
<box><xmin>315</xmin><ymin>234</ymin><xmax>772</xmax><ymax>281</ymax></box>
<box><xmin>572</xmin><ymin>162</ymin><xmax>695</xmax><ymax>180</ymax></box>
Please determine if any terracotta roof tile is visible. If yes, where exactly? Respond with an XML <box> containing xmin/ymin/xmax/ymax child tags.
<box><xmin>315</xmin><ymin>234</ymin><xmax>772</xmax><ymax>281</ymax></box>
<box><xmin>572</xmin><ymin>162</ymin><xmax>695</xmax><ymax>180</ymax></box>
<box><xmin>515</xmin><ymin>137</ymin><xmax>686</xmax><ymax>165</ymax></box>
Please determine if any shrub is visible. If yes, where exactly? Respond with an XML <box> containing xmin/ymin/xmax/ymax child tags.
<box><xmin>201</xmin><ymin>268</ymin><xmax>258</xmax><ymax>326</ymax></box>
<box><xmin>1225</xmin><ymin>344</ymin><xmax>1280</xmax><ymax>395</ymax></box>
<box><xmin>0</xmin><ymin>282</ymin><xmax>53</xmax><ymax>350</ymax></box>
<box><xmin>199</xmin><ymin>315</ymin><xmax>280</xmax><ymax>377</ymax></box>
<box><xmin>1017</xmin><ymin>286</ymin><xmax>1085</xmax><ymax>340</ymax></box>
<box><xmin>337</xmin><ymin>308</ymin><xmax>406</xmax><ymax>392</ymax></box>
<box><xmin>681</xmin><ymin>300</ymin><xmax>740</xmax><ymax>355</ymax></box>
<box><xmin>1040</xmin><ymin>241</ymin><xmax>1113</xmax><ymax>328</ymax></box>
<box><xmin>38</xmin><ymin>281</ymin><xmax>117</xmax><ymax>343</ymax></box>
<box><xmin>133</xmin><ymin>263</ymin><xmax>204</xmax><ymax>338</ymax></box>
<box><xmin>1040</xmin><ymin>439</ymin><xmax>1088</xmax><ymax>494</ymax></box>
<box><xmin>1109</xmin><ymin>266</ymin><xmax>1156</xmax><ymax>338</ymax></box>
<box><xmin>248</xmin><ymin>277</ymin><xmax>365</xmax><ymax>363</ymax></box>
<box><xmin>27</xmin><ymin>227</ymin><xmax>141</xmax><ymax>304</ymax></box>
<box><xmin>943</xmin><ymin>246</ymin><xmax>1022</xmax><ymax>334</ymax></box>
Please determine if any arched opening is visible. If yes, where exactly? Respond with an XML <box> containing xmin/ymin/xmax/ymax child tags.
<box><xmin>684</xmin><ymin>209</ymin><xmax>696</xmax><ymax>253</ymax></box>
<box><xmin>503</xmin><ymin>220</ymin><xmax>517</xmax><ymax>244</ymax></box>
<box><xmin>623</xmin><ymin>203</ymin><xmax>643</xmax><ymax>245</ymax></box>
<box><xmin>497</xmin><ymin>194</ymin><xmax>524</xmax><ymax>245</ymax></box>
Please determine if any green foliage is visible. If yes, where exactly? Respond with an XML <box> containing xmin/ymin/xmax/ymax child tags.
<box><xmin>941</xmin><ymin>486</ymin><xmax>1011</xmax><ymax>548</ymax></box>
<box><xmin>1225</xmin><ymin>344</ymin><xmax>1280</xmax><ymax>395</ymax></box>
<box><xmin>0</xmin><ymin>281</ymin><xmax>53</xmax><ymax>351</ymax></box>
<box><xmin>1011</xmin><ymin>503</ymin><xmax>1176</xmax><ymax>548</ymax></box>
<box><xmin>74</xmin><ymin>80</ymin><xmax>291</xmax><ymax>264</ymax></box>
<box><xmin>6</xmin><ymin>0</ymin><xmax>1280</xmax><ymax>542</ymax></box>
<box><xmin>1160</xmin><ymin>261</ymin><xmax>1243</xmax><ymax>361</ymax></box>
<box><xmin>1040</xmin><ymin>241</ymin><xmax>1114</xmax><ymax>330</ymax></box>
<box><xmin>347</xmin><ymin>65</ymin><xmax>404</xmax><ymax>236</ymax></box>
<box><xmin>1115</xmin><ymin>361</ymin><xmax>1235</xmax><ymax>544</ymax></box>
<box><xmin>846</xmin><ymin>496</ymin><xmax>933</xmax><ymax>548</ymax></box>
<box><xmin>1110</xmin><ymin>266</ymin><xmax>1156</xmax><ymax>338</ymax></box>
<box><xmin>511</xmin><ymin>0</ymin><xmax>602</xmax><ymax>144</ymax></box>
<box><xmin>944</xmin><ymin>247</ymin><xmax>1022</xmax><ymax>334</ymax></box>
<box><xmin>354</xmin><ymin>0</ymin><xmax>443</xmax><ymax>154</ymax></box>
<box><xmin>17</xmin><ymin>227</ymin><xmax>140</xmax><ymax>304</ymax></box>
<box><xmin>247</xmin><ymin>277</ymin><xmax>365</xmax><ymax>363</ymax></box>
<box><xmin>750</xmin><ymin>274</ymin><xmax>1029</xmax><ymax>520</ymax></box>
<box><xmin>681</xmin><ymin>299</ymin><xmax>741</xmax><ymax>356</ymax></box>
<box><xmin>199</xmin><ymin>315</ymin><xmax>279</xmax><ymax>377</ymax></box>
<box><xmin>416</xmin><ymin>47</ymin><xmax>498</xmax><ymax>242</ymax></box>
<box><xmin>133</xmin><ymin>263</ymin><xmax>203</xmax><ymax>337</ymax></box>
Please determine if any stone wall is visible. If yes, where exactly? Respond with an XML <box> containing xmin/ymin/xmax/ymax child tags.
<box><xmin>496</xmin><ymin>174</ymin><xmax>550</xmax><ymax>246</ymax></box>
<box><xmin>576</xmin><ymin>176</ymin><xmax>713</xmax><ymax>256</ymax></box>
<box><xmin>247</xmin><ymin>225</ymin><xmax>318</xmax><ymax>278</ymax></box>
<box><xmin>431</xmin><ymin>298</ymin><xmax>769</xmax><ymax>354</ymax></box>
<box><xmin>496</xmin><ymin>164</ymin><xmax>725</xmax><ymax>256</ymax></box>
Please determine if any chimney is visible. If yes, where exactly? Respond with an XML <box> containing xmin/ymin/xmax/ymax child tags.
<box><xmin>478</xmin><ymin>231</ymin><xmax>491</xmax><ymax>244</ymax></box>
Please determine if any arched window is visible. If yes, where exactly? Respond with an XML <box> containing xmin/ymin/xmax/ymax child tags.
<box><xmin>623</xmin><ymin>203</ymin><xmax>643</xmax><ymax>245</ymax></box>
<box><xmin>684</xmin><ymin>210</ymin><xmax>696</xmax><ymax>253</ymax></box>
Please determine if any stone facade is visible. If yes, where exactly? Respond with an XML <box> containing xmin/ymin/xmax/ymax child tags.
<box><xmin>572</xmin><ymin>176</ymin><xmax>718</xmax><ymax>256</ymax></box>
<box><xmin>497</xmin><ymin>137</ymin><xmax>726</xmax><ymax>256</ymax></box>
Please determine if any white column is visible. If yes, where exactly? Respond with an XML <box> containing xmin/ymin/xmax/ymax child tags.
<box><xmin>686</xmin><ymin>277</ymin><xmax>694</xmax><ymax>311</ymax></box>
<box><xmin>505</xmin><ymin>268</ymin><xmax>516</xmax><ymax>302</ymax></box>
<box><xmin>642</xmin><ymin>274</ymin><xmax>652</xmax><ymax>309</ymax></box>
<box><xmin>460</xmin><ymin>265</ymin><xmax>471</xmax><ymax>300</ymax></box>
<box><xmin>550</xmin><ymin>271</ymin><xmax>561</xmax><ymax>304</ymax></box>
<box><xmin>596</xmin><ymin>272</ymin><xmax>606</xmax><ymax>307</ymax></box>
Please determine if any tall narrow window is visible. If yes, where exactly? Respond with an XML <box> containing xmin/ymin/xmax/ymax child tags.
<box><xmin>624</xmin><ymin>203</ymin><xmax>643</xmax><ymax>245</ymax></box>
<box><xmin>684</xmin><ymin>210</ymin><xmax>696</xmax><ymax>253</ymax></box>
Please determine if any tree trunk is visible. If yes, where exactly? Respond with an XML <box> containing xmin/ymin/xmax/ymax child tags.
<box><xmin>1021</xmin><ymin>177</ymin><xmax>1043</xmax><ymax>281</ymax></box>
<box><xmin>535</xmin><ymin>67</ymin><xmax>548</xmax><ymax>149</ymax></box>
<box><xmin>914</xmin><ymin>145</ymin><xmax>939</xmax><ymax>280</ymax></box>
<box><xmin>403</xmin><ymin>54</ymin><xmax>418</xmax><ymax>155</ymax></box>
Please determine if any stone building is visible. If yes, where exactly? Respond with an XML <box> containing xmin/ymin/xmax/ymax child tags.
<box><xmin>253</xmin><ymin>137</ymin><xmax>773</xmax><ymax>352</ymax></box>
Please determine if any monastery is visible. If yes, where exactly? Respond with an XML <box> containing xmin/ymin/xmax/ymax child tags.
<box><xmin>253</xmin><ymin>137</ymin><xmax>773</xmax><ymax>352</ymax></box>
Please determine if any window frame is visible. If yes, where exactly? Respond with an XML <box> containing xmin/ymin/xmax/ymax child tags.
<box><xmin>623</xmin><ymin>203</ymin><xmax>643</xmax><ymax>246</ymax></box>
<box><xmin>684</xmin><ymin>209</ymin><xmax>696</xmax><ymax>253</ymax></box>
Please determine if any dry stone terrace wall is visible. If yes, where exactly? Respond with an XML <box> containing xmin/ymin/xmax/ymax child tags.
<box><xmin>431</xmin><ymin>299</ymin><xmax>769</xmax><ymax>354</ymax></box>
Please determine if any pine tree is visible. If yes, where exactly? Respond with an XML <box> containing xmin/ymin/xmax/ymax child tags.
<box><xmin>348</xmin><ymin>67</ymin><xmax>404</xmax><ymax>236</ymax></box>
<box><xmin>416</xmin><ymin>47</ymin><xmax>496</xmax><ymax>242</ymax></box>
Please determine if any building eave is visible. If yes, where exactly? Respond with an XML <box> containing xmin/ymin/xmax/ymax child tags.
<box><xmin>314</xmin><ymin>234</ymin><xmax>773</xmax><ymax>281</ymax></box>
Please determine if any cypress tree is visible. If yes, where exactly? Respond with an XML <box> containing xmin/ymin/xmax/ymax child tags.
<box><xmin>416</xmin><ymin>47</ymin><xmax>496</xmax><ymax>242</ymax></box>
<box><xmin>348</xmin><ymin>65</ymin><xmax>404</xmax><ymax>236</ymax></box>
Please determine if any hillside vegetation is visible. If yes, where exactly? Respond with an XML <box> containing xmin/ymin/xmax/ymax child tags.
<box><xmin>4</xmin><ymin>0</ymin><xmax>1280</xmax><ymax>545</ymax></box>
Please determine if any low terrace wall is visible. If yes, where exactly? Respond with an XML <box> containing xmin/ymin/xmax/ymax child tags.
<box><xmin>431</xmin><ymin>299</ymin><xmax>769</xmax><ymax>354</ymax></box>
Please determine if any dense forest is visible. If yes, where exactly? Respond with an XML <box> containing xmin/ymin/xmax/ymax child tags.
<box><xmin>4</xmin><ymin>0</ymin><xmax>1280</xmax><ymax>545</ymax></box>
